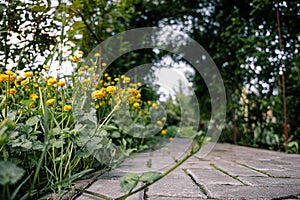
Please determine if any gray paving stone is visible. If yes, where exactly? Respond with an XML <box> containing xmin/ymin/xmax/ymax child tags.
<box><xmin>212</xmin><ymin>160</ymin><xmax>268</xmax><ymax>177</ymax></box>
<box><xmin>76</xmin><ymin>141</ymin><xmax>300</xmax><ymax>200</ymax></box>
<box><xmin>238</xmin><ymin>176</ymin><xmax>300</xmax><ymax>186</ymax></box>
<box><xmin>235</xmin><ymin>160</ymin><xmax>281</xmax><ymax>171</ymax></box>
<box><xmin>205</xmin><ymin>184</ymin><xmax>300</xmax><ymax>200</ymax></box>
<box><xmin>262</xmin><ymin>169</ymin><xmax>300</xmax><ymax>178</ymax></box>
<box><xmin>147</xmin><ymin>197</ymin><xmax>206</xmax><ymax>200</ymax></box>
<box><xmin>146</xmin><ymin>170</ymin><xmax>206</xmax><ymax>198</ymax></box>
<box><xmin>187</xmin><ymin>168</ymin><xmax>243</xmax><ymax>186</ymax></box>
<box><xmin>76</xmin><ymin>179</ymin><xmax>142</xmax><ymax>200</ymax></box>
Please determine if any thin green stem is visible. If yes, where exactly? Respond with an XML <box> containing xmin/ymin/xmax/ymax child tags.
<box><xmin>76</xmin><ymin>189</ymin><xmax>112</xmax><ymax>200</ymax></box>
<box><xmin>115</xmin><ymin>148</ymin><xmax>193</xmax><ymax>200</ymax></box>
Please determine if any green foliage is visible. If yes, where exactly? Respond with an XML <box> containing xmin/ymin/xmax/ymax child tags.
<box><xmin>0</xmin><ymin>161</ymin><xmax>25</xmax><ymax>186</ymax></box>
<box><xmin>0</xmin><ymin>0</ymin><xmax>58</xmax><ymax>71</ymax></box>
<box><xmin>120</xmin><ymin>172</ymin><xmax>139</xmax><ymax>193</ymax></box>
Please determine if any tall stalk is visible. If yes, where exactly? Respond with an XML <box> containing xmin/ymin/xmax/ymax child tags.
<box><xmin>276</xmin><ymin>0</ymin><xmax>288</xmax><ymax>150</ymax></box>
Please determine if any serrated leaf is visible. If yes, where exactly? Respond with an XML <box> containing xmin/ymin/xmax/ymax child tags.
<box><xmin>111</xmin><ymin>131</ymin><xmax>121</xmax><ymax>138</ymax></box>
<box><xmin>0</xmin><ymin>161</ymin><xmax>25</xmax><ymax>185</ymax></box>
<box><xmin>103</xmin><ymin>124</ymin><xmax>118</xmax><ymax>131</ymax></box>
<box><xmin>26</xmin><ymin>116</ymin><xmax>40</xmax><ymax>126</ymax></box>
<box><xmin>120</xmin><ymin>173</ymin><xmax>139</xmax><ymax>192</ymax></box>
<box><xmin>139</xmin><ymin>171</ymin><xmax>161</xmax><ymax>184</ymax></box>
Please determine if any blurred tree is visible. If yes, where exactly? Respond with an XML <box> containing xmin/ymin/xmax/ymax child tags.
<box><xmin>0</xmin><ymin>0</ymin><xmax>58</xmax><ymax>71</ymax></box>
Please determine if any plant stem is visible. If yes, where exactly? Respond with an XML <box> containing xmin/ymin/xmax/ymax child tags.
<box><xmin>76</xmin><ymin>189</ymin><xmax>112</xmax><ymax>200</ymax></box>
<box><xmin>115</xmin><ymin>148</ymin><xmax>193</xmax><ymax>200</ymax></box>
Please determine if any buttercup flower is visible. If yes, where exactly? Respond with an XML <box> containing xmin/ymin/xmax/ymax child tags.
<box><xmin>94</xmin><ymin>53</ymin><xmax>101</xmax><ymax>57</ymax></box>
<box><xmin>21</xmin><ymin>79</ymin><xmax>29</xmax><ymax>86</ymax></box>
<box><xmin>78</xmin><ymin>71</ymin><xmax>85</xmax><ymax>76</ymax></box>
<box><xmin>0</xmin><ymin>74</ymin><xmax>16</xmax><ymax>82</ymax></box>
<box><xmin>46</xmin><ymin>99</ymin><xmax>55</xmax><ymax>105</ymax></box>
<box><xmin>133</xmin><ymin>102</ymin><xmax>140</xmax><ymax>108</ymax></box>
<box><xmin>161</xmin><ymin>130</ymin><xmax>167</xmax><ymax>135</ymax></box>
<box><xmin>63</xmin><ymin>105</ymin><xmax>72</xmax><ymax>111</ymax></box>
<box><xmin>152</xmin><ymin>103</ymin><xmax>158</xmax><ymax>109</ymax></box>
<box><xmin>24</xmin><ymin>71</ymin><xmax>34</xmax><ymax>78</ymax></box>
<box><xmin>72</xmin><ymin>56</ymin><xmax>80</xmax><ymax>62</ymax></box>
<box><xmin>57</xmin><ymin>81</ymin><xmax>65</xmax><ymax>87</ymax></box>
<box><xmin>30</xmin><ymin>94</ymin><xmax>39</xmax><ymax>101</ymax></box>
<box><xmin>123</xmin><ymin>77</ymin><xmax>130</xmax><ymax>83</ymax></box>
<box><xmin>9</xmin><ymin>88</ymin><xmax>17</xmax><ymax>95</ymax></box>
<box><xmin>92</xmin><ymin>89</ymin><xmax>106</xmax><ymax>99</ymax></box>
<box><xmin>106</xmin><ymin>86</ymin><xmax>116</xmax><ymax>94</ymax></box>
<box><xmin>157</xmin><ymin>120</ymin><xmax>163</xmax><ymax>126</ymax></box>
<box><xmin>47</xmin><ymin>78</ymin><xmax>57</xmax><ymax>86</ymax></box>
<box><xmin>6</xmin><ymin>71</ymin><xmax>14</xmax><ymax>76</ymax></box>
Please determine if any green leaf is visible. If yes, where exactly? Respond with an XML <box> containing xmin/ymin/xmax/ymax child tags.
<box><xmin>111</xmin><ymin>131</ymin><xmax>121</xmax><ymax>138</ymax></box>
<box><xmin>120</xmin><ymin>173</ymin><xmax>139</xmax><ymax>193</ymax></box>
<box><xmin>139</xmin><ymin>171</ymin><xmax>161</xmax><ymax>184</ymax></box>
<box><xmin>26</xmin><ymin>116</ymin><xmax>40</xmax><ymax>126</ymax></box>
<box><xmin>0</xmin><ymin>161</ymin><xmax>25</xmax><ymax>185</ymax></box>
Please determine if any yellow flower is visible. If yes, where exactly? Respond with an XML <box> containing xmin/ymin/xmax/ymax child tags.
<box><xmin>0</xmin><ymin>74</ymin><xmax>15</xmax><ymax>82</ymax></box>
<box><xmin>46</xmin><ymin>99</ymin><xmax>55</xmax><ymax>105</ymax></box>
<box><xmin>114</xmin><ymin>78</ymin><xmax>120</xmax><ymax>81</ymax></box>
<box><xmin>91</xmin><ymin>75</ymin><xmax>98</xmax><ymax>80</ymax></box>
<box><xmin>94</xmin><ymin>53</ymin><xmax>101</xmax><ymax>57</ymax></box>
<box><xmin>6</xmin><ymin>71</ymin><xmax>14</xmax><ymax>76</ymax></box>
<box><xmin>161</xmin><ymin>130</ymin><xmax>167</xmax><ymax>135</ymax></box>
<box><xmin>72</xmin><ymin>56</ymin><xmax>80</xmax><ymax>62</ymax></box>
<box><xmin>91</xmin><ymin>89</ymin><xmax>106</xmax><ymax>99</ymax></box>
<box><xmin>63</xmin><ymin>105</ymin><xmax>72</xmax><ymax>111</ymax></box>
<box><xmin>30</xmin><ymin>94</ymin><xmax>39</xmax><ymax>101</ymax></box>
<box><xmin>0</xmin><ymin>74</ymin><xmax>5</xmax><ymax>82</ymax></box>
<box><xmin>34</xmin><ymin>83</ymin><xmax>39</xmax><ymax>88</ymax></box>
<box><xmin>24</xmin><ymin>71</ymin><xmax>34</xmax><ymax>78</ymax></box>
<box><xmin>21</xmin><ymin>79</ymin><xmax>29</xmax><ymax>86</ymax></box>
<box><xmin>104</xmin><ymin>73</ymin><xmax>109</xmax><ymax>77</ymax></box>
<box><xmin>78</xmin><ymin>71</ymin><xmax>85</xmax><ymax>76</ymax></box>
<box><xmin>107</xmin><ymin>76</ymin><xmax>111</xmax><ymax>81</ymax></box>
<box><xmin>152</xmin><ymin>103</ymin><xmax>158</xmax><ymax>109</ymax></box>
<box><xmin>129</xmin><ymin>96</ymin><xmax>135</xmax><ymax>104</ymax></box>
<box><xmin>133</xmin><ymin>102</ymin><xmax>140</xmax><ymax>108</ymax></box>
<box><xmin>82</xmin><ymin>79</ymin><xmax>89</xmax><ymax>85</ymax></box>
<box><xmin>9</xmin><ymin>88</ymin><xmax>17</xmax><ymax>95</ymax></box>
<box><xmin>169</xmin><ymin>137</ymin><xmax>173</xmax><ymax>141</ymax></box>
<box><xmin>123</xmin><ymin>77</ymin><xmax>130</xmax><ymax>83</ymax></box>
<box><xmin>88</xmin><ymin>68</ymin><xmax>94</xmax><ymax>72</ymax></box>
<box><xmin>83</xmin><ymin>65</ymin><xmax>89</xmax><ymax>69</ymax></box>
<box><xmin>78</xmin><ymin>50</ymin><xmax>84</xmax><ymax>55</ymax></box>
<box><xmin>44</xmin><ymin>65</ymin><xmax>51</xmax><ymax>69</ymax></box>
<box><xmin>47</xmin><ymin>78</ymin><xmax>57</xmax><ymax>86</ymax></box>
<box><xmin>162</xmin><ymin>117</ymin><xmax>167</xmax><ymax>121</ymax></box>
<box><xmin>106</xmin><ymin>86</ymin><xmax>116</xmax><ymax>94</ymax></box>
<box><xmin>157</xmin><ymin>120</ymin><xmax>163</xmax><ymax>126</ymax></box>
<box><xmin>57</xmin><ymin>81</ymin><xmax>65</xmax><ymax>87</ymax></box>
<box><xmin>95</xmin><ymin>104</ymin><xmax>100</xmax><ymax>109</ymax></box>
<box><xmin>102</xmin><ymin>62</ymin><xmax>107</xmax><ymax>67</ymax></box>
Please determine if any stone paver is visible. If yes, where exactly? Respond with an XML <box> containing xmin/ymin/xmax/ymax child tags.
<box><xmin>76</xmin><ymin>140</ymin><xmax>300</xmax><ymax>200</ymax></box>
